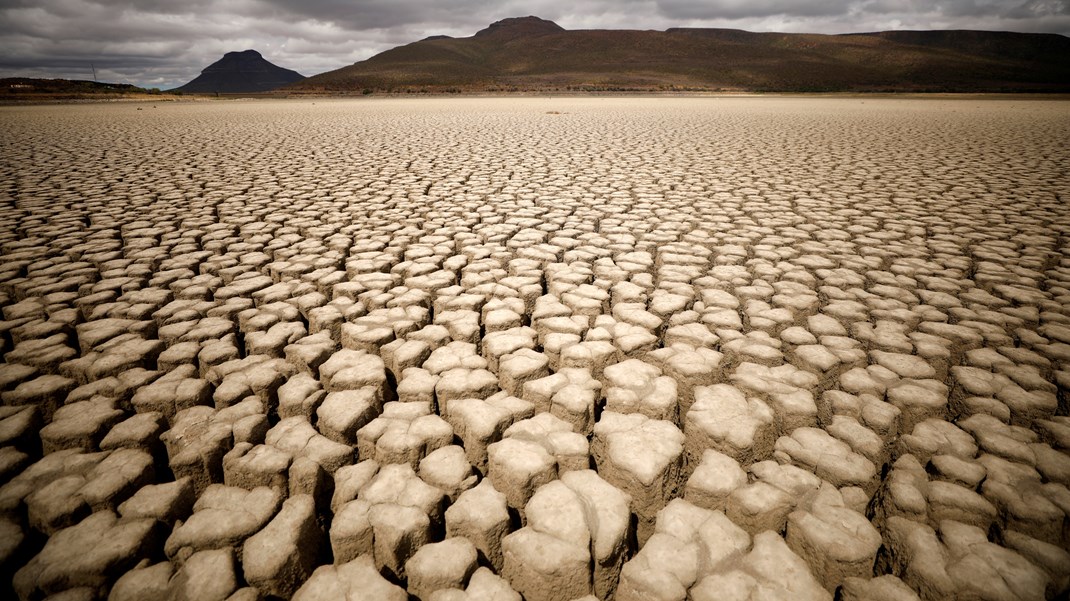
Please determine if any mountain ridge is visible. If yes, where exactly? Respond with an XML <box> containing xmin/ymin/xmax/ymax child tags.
<box><xmin>286</xmin><ymin>17</ymin><xmax>1070</xmax><ymax>93</ymax></box>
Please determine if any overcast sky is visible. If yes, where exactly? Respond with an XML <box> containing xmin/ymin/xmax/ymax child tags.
<box><xmin>2</xmin><ymin>0</ymin><xmax>1068</xmax><ymax>89</ymax></box>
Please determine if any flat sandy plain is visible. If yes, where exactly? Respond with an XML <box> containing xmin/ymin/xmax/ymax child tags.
<box><xmin>1</xmin><ymin>97</ymin><xmax>1069</xmax><ymax>601</ymax></box>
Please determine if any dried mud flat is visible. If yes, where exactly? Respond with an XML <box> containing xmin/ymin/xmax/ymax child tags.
<box><xmin>1</xmin><ymin>97</ymin><xmax>1069</xmax><ymax>601</ymax></box>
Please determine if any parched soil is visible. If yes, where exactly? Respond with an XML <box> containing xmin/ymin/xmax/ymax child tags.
<box><xmin>0</xmin><ymin>97</ymin><xmax>1068</xmax><ymax>601</ymax></box>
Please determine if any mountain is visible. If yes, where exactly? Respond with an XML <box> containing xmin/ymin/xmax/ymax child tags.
<box><xmin>288</xmin><ymin>16</ymin><xmax>1070</xmax><ymax>93</ymax></box>
<box><xmin>173</xmin><ymin>50</ymin><xmax>304</xmax><ymax>93</ymax></box>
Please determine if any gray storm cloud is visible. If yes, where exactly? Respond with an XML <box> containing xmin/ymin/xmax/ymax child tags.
<box><xmin>1</xmin><ymin>0</ymin><xmax>1067</xmax><ymax>89</ymax></box>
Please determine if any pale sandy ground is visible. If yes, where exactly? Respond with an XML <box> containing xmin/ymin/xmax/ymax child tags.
<box><xmin>0</xmin><ymin>97</ymin><xmax>1069</xmax><ymax>601</ymax></box>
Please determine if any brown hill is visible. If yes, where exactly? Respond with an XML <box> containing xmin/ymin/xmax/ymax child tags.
<box><xmin>288</xmin><ymin>16</ymin><xmax>1070</xmax><ymax>93</ymax></box>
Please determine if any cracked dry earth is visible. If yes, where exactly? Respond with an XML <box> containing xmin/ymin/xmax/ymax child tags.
<box><xmin>0</xmin><ymin>96</ymin><xmax>1068</xmax><ymax>601</ymax></box>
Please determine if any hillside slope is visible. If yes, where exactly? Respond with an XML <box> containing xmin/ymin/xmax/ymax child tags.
<box><xmin>289</xmin><ymin>16</ymin><xmax>1070</xmax><ymax>93</ymax></box>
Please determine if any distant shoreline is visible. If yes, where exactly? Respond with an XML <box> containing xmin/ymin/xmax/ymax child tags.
<box><xmin>4</xmin><ymin>90</ymin><xmax>1070</xmax><ymax>106</ymax></box>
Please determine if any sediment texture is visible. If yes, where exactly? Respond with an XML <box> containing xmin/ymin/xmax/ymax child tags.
<box><xmin>1</xmin><ymin>97</ymin><xmax>1068</xmax><ymax>601</ymax></box>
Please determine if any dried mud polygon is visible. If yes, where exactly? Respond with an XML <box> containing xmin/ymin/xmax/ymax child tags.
<box><xmin>1</xmin><ymin>97</ymin><xmax>1068</xmax><ymax>601</ymax></box>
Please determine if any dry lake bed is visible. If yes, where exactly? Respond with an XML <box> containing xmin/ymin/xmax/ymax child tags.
<box><xmin>0</xmin><ymin>96</ymin><xmax>1069</xmax><ymax>600</ymax></box>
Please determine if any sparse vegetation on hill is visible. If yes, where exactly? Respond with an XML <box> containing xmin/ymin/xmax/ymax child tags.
<box><xmin>287</xmin><ymin>16</ymin><xmax>1070</xmax><ymax>94</ymax></box>
<box><xmin>0</xmin><ymin>78</ymin><xmax>167</xmax><ymax>102</ymax></box>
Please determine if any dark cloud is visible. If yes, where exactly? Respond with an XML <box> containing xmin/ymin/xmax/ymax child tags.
<box><xmin>1003</xmin><ymin>0</ymin><xmax>1070</xmax><ymax>18</ymax></box>
<box><xmin>655</xmin><ymin>0</ymin><xmax>848</xmax><ymax>20</ymax></box>
<box><xmin>1</xmin><ymin>0</ymin><xmax>1067</xmax><ymax>89</ymax></box>
<box><xmin>257</xmin><ymin>0</ymin><xmax>471</xmax><ymax>29</ymax></box>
